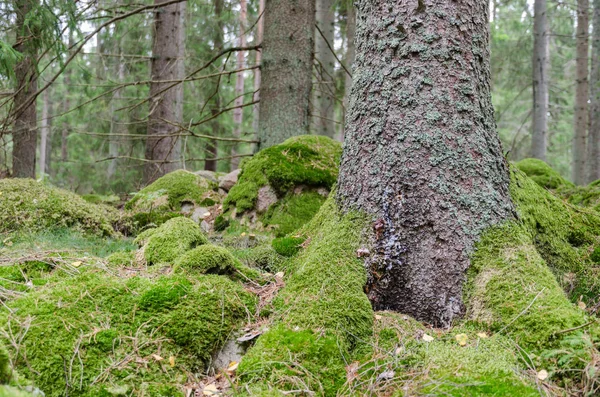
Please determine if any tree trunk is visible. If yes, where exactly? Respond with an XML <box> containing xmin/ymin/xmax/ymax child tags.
<box><xmin>258</xmin><ymin>0</ymin><xmax>315</xmax><ymax>148</ymax></box>
<box><xmin>231</xmin><ymin>0</ymin><xmax>248</xmax><ymax>171</ymax></box>
<box><xmin>204</xmin><ymin>0</ymin><xmax>224</xmax><ymax>172</ymax></box>
<box><xmin>39</xmin><ymin>88</ymin><xmax>50</xmax><ymax>179</ymax></box>
<box><xmin>62</xmin><ymin>30</ymin><xmax>74</xmax><ymax>163</ymax></box>
<box><xmin>589</xmin><ymin>0</ymin><xmax>600</xmax><ymax>183</ymax></box>
<box><xmin>337</xmin><ymin>0</ymin><xmax>514</xmax><ymax>327</ymax></box>
<box><xmin>144</xmin><ymin>0</ymin><xmax>185</xmax><ymax>183</ymax></box>
<box><xmin>108</xmin><ymin>60</ymin><xmax>125</xmax><ymax>179</ymax></box>
<box><xmin>12</xmin><ymin>0</ymin><xmax>39</xmax><ymax>178</ymax></box>
<box><xmin>573</xmin><ymin>0</ymin><xmax>589</xmax><ymax>185</ymax></box>
<box><xmin>252</xmin><ymin>0</ymin><xmax>265</xmax><ymax>153</ymax></box>
<box><xmin>530</xmin><ymin>0</ymin><xmax>549</xmax><ymax>161</ymax></box>
<box><xmin>314</xmin><ymin>0</ymin><xmax>336</xmax><ymax>138</ymax></box>
<box><xmin>342</xmin><ymin>1</ymin><xmax>355</xmax><ymax>141</ymax></box>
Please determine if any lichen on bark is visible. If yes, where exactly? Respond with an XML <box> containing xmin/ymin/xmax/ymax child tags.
<box><xmin>338</xmin><ymin>0</ymin><xmax>514</xmax><ymax>326</ymax></box>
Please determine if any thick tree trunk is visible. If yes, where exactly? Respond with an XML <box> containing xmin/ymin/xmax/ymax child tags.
<box><xmin>338</xmin><ymin>0</ymin><xmax>514</xmax><ymax>326</ymax></box>
<box><xmin>531</xmin><ymin>0</ymin><xmax>549</xmax><ymax>161</ymax></box>
<box><xmin>573</xmin><ymin>0</ymin><xmax>589</xmax><ymax>185</ymax></box>
<box><xmin>144</xmin><ymin>0</ymin><xmax>185</xmax><ymax>183</ymax></box>
<box><xmin>258</xmin><ymin>0</ymin><xmax>315</xmax><ymax>149</ymax></box>
<box><xmin>342</xmin><ymin>1</ymin><xmax>355</xmax><ymax>140</ymax></box>
<box><xmin>314</xmin><ymin>0</ymin><xmax>336</xmax><ymax>138</ymax></box>
<box><xmin>231</xmin><ymin>0</ymin><xmax>247</xmax><ymax>171</ymax></box>
<box><xmin>252</xmin><ymin>0</ymin><xmax>265</xmax><ymax>153</ymax></box>
<box><xmin>39</xmin><ymin>88</ymin><xmax>49</xmax><ymax>179</ymax></box>
<box><xmin>205</xmin><ymin>0</ymin><xmax>224</xmax><ymax>172</ymax></box>
<box><xmin>589</xmin><ymin>0</ymin><xmax>600</xmax><ymax>183</ymax></box>
<box><xmin>12</xmin><ymin>0</ymin><xmax>39</xmax><ymax>178</ymax></box>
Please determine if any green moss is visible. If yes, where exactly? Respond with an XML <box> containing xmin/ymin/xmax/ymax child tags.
<box><xmin>225</xmin><ymin>135</ymin><xmax>341</xmax><ymax>213</ymax></box>
<box><xmin>81</xmin><ymin>194</ymin><xmax>120</xmax><ymax>205</ymax></box>
<box><xmin>0</xmin><ymin>386</ymin><xmax>33</xmax><ymax>397</ymax></box>
<box><xmin>143</xmin><ymin>217</ymin><xmax>207</xmax><ymax>265</ymax></box>
<box><xmin>261</xmin><ymin>191</ymin><xmax>326</xmax><ymax>237</ymax></box>
<box><xmin>591</xmin><ymin>246</ymin><xmax>600</xmax><ymax>264</ymax></box>
<box><xmin>213</xmin><ymin>214</ymin><xmax>229</xmax><ymax>232</ymax></box>
<box><xmin>515</xmin><ymin>158</ymin><xmax>574</xmax><ymax>190</ymax></box>
<box><xmin>0</xmin><ymin>267</ymin><xmax>255</xmax><ymax>397</ymax></box>
<box><xmin>565</xmin><ymin>180</ymin><xmax>600</xmax><ymax>212</ymax></box>
<box><xmin>271</xmin><ymin>236</ymin><xmax>305</xmax><ymax>257</ymax></box>
<box><xmin>0</xmin><ymin>345</ymin><xmax>11</xmax><ymax>385</ymax></box>
<box><xmin>174</xmin><ymin>245</ymin><xmax>238</xmax><ymax>274</ymax></box>
<box><xmin>106</xmin><ymin>251</ymin><xmax>135</xmax><ymax>267</ymax></box>
<box><xmin>125</xmin><ymin>170</ymin><xmax>221</xmax><ymax>229</ymax></box>
<box><xmin>239</xmin><ymin>196</ymin><xmax>373</xmax><ymax>395</ymax></box>
<box><xmin>0</xmin><ymin>179</ymin><xmax>118</xmax><ymax>236</ymax></box>
<box><xmin>133</xmin><ymin>227</ymin><xmax>158</xmax><ymax>246</ymax></box>
<box><xmin>232</xmin><ymin>244</ymin><xmax>287</xmax><ymax>272</ymax></box>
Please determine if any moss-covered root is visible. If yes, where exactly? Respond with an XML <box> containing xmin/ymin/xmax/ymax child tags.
<box><xmin>238</xmin><ymin>197</ymin><xmax>373</xmax><ymax>396</ymax></box>
<box><xmin>143</xmin><ymin>217</ymin><xmax>208</xmax><ymax>265</ymax></box>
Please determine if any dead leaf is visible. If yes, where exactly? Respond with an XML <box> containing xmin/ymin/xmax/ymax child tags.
<box><xmin>227</xmin><ymin>361</ymin><xmax>239</xmax><ymax>372</ymax></box>
<box><xmin>241</xmin><ymin>232</ymin><xmax>247</xmax><ymax>237</ymax></box>
<box><xmin>346</xmin><ymin>361</ymin><xmax>360</xmax><ymax>384</ymax></box>
<box><xmin>578</xmin><ymin>301</ymin><xmax>587</xmax><ymax>310</ymax></box>
<box><xmin>169</xmin><ymin>356</ymin><xmax>175</xmax><ymax>367</ymax></box>
<box><xmin>151</xmin><ymin>354</ymin><xmax>164</xmax><ymax>361</ymax></box>
<box><xmin>455</xmin><ymin>333</ymin><xmax>468</xmax><ymax>346</ymax></box>
<box><xmin>422</xmin><ymin>334</ymin><xmax>434</xmax><ymax>342</ymax></box>
<box><xmin>356</xmin><ymin>248</ymin><xmax>370</xmax><ymax>258</ymax></box>
<box><xmin>537</xmin><ymin>369</ymin><xmax>549</xmax><ymax>380</ymax></box>
<box><xmin>203</xmin><ymin>212</ymin><xmax>211</xmax><ymax>219</ymax></box>
<box><xmin>203</xmin><ymin>383</ymin><xmax>219</xmax><ymax>396</ymax></box>
<box><xmin>394</xmin><ymin>347</ymin><xmax>403</xmax><ymax>355</ymax></box>
<box><xmin>477</xmin><ymin>332</ymin><xmax>488</xmax><ymax>339</ymax></box>
<box><xmin>374</xmin><ymin>314</ymin><xmax>382</xmax><ymax>320</ymax></box>
<box><xmin>71</xmin><ymin>261</ymin><xmax>82</xmax><ymax>268</ymax></box>
<box><xmin>377</xmin><ymin>370</ymin><xmax>395</xmax><ymax>382</ymax></box>
<box><xmin>275</xmin><ymin>271</ymin><xmax>284</xmax><ymax>279</ymax></box>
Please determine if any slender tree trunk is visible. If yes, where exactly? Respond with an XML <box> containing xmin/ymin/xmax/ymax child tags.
<box><xmin>61</xmin><ymin>30</ymin><xmax>74</xmax><ymax>163</ymax></box>
<box><xmin>231</xmin><ymin>0</ymin><xmax>247</xmax><ymax>171</ymax></box>
<box><xmin>589</xmin><ymin>0</ymin><xmax>600</xmax><ymax>182</ymax></box>
<box><xmin>252</xmin><ymin>0</ymin><xmax>265</xmax><ymax>153</ymax></box>
<box><xmin>205</xmin><ymin>0</ymin><xmax>224</xmax><ymax>172</ymax></box>
<box><xmin>144</xmin><ymin>0</ymin><xmax>186</xmax><ymax>183</ymax></box>
<box><xmin>12</xmin><ymin>0</ymin><xmax>39</xmax><ymax>178</ymax></box>
<box><xmin>338</xmin><ymin>0</ymin><xmax>514</xmax><ymax>327</ymax></box>
<box><xmin>39</xmin><ymin>88</ymin><xmax>49</xmax><ymax>179</ymax></box>
<box><xmin>531</xmin><ymin>0</ymin><xmax>550</xmax><ymax>160</ymax></box>
<box><xmin>108</xmin><ymin>60</ymin><xmax>125</xmax><ymax>179</ymax></box>
<box><xmin>573</xmin><ymin>0</ymin><xmax>589</xmax><ymax>185</ymax></box>
<box><xmin>258</xmin><ymin>0</ymin><xmax>315</xmax><ymax>148</ymax></box>
<box><xmin>342</xmin><ymin>1</ymin><xmax>355</xmax><ymax>141</ymax></box>
<box><xmin>314</xmin><ymin>0</ymin><xmax>336</xmax><ymax>138</ymax></box>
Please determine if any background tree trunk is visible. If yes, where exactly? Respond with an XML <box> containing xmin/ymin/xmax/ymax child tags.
<box><xmin>588</xmin><ymin>0</ymin><xmax>600</xmax><ymax>183</ymax></box>
<box><xmin>252</xmin><ymin>0</ymin><xmax>265</xmax><ymax>153</ymax></box>
<box><xmin>338</xmin><ymin>0</ymin><xmax>514</xmax><ymax>326</ymax></box>
<box><xmin>108</xmin><ymin>59</ymin><xmax>125</xmax><ymax>179</ymax></box>
<box><xmin>572</xmin><ymin>0</ymin><xmax>589</xmax><ymax>185</ymax></box>
<box><xmin>231</xmin><ymin>0</ymin><xmax>247</xmax><ymax>171</ymax></box>
<box><xmin>12</xmin><ymin>0</ymin><xmax>39</xmax><ymax>178</ymax></box>
<box><xmin>258</xmin><ymin>0</ymin><xmax>315</xmax><ymax>148</ymax></box>
<box><xmin>530</xmin><ymin>0</ymin><xmax>549</xmax><ymax>161</ymax></box>
<box><xmin>342</xmin><ymin>1</ymin><xmax>355</xmax><ymax>141</ymax></box>
<box><xmin>39</xmin><ymin>88</ymin><xmax>50</xmax><ymax>179</ymax></box>
<box><xmin>314</xmin><ymin>0</ymin><xmax>336</xmax><ymax>138</ymax></box>
<box><xmin>144</xmin><ymin>0</ymin><xmax>186</xmax><ymax>183</ymax></box>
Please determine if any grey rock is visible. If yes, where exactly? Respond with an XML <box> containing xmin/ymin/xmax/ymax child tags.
<box><xmin>256</xmin><ymin>185</ymin><xmax>278</xmax><ymax>213</ymax></box>
<box><xmin>218</xmin><ymin>169</ymin><xmax>241</xmax><ymax>192</ymax></box>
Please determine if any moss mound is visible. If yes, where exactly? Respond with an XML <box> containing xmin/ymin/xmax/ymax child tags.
<box><xmin>125</xmin><ymin>170</ymin><xmax>222</xmax><ymax>229</ymax></box>
<box><xmin>515</xmin><ymin>158</ymin><xmax>574</xmax><ymax>190</ymax></box>
<box><xmin>174</xmin><ymin>244</ymin><xmax>238</xmax><ymax>274</ymax></box>
<box><xmin>0</xmin><ymin>179</ymin><xmax>118</xmax><ymax>236</ymax></box>
<box><xmin>0</xmin><ymin>267</ymin><xmax>256</xmax><ymax>397</ymax></box>
<box><xmin>271</xmin><ymin>236</ymin><xmax>305</xmax><ymax>257</ymax></box>
<box><xmin>143</xmin><ymin>217</ymin><xmax>208</xmax><ymax>265</ymax></box>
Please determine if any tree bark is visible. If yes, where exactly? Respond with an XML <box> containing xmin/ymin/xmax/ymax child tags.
<box><xmin>573</xmin><ymin>0</ymin><xmax>589</xmax><ymax>185</ymax></box>
<box><xmin>12</xmin><ymin>0</ymin><xmax>39</xmax><ymax>178</ymax></box>
<box><xmin>338</xmin><ymin>0</ymin><xmax>514</xmax><ymax>327</ymax></box>
<box><xmin>252</xmin><ymin>0</ymin><xmax>265</xmax><ymax>153</ymax></box>
<box><xmin>530</xmin><ymin>0</ymin><xmax>549</xmax><ymax>161</ymax></box>
<box><xmin>108</xmin><ymin>59</ymin><xmax>125</xmax><ymax>179</ymax></box>
<box><xmin>258</xmin><ymin>0</ymin><xmax>315</xmax><ymax>149</ymax></box>
<box><xmin>61</xmin><ymin>30</ymin><xmax>74</xmax><ymax>163</ymax></box>
<box><xmin>39</xmin><ymin>87</ymin><xmax>49</xmax><ymax>179</ymax></box>
<box><xmin>144</xmin><ymin>0</ymin><xmax>185</xmax><ymax>183</ymax></box>
<box><xmin>314</xmin><ymin>0</ymin><xmax>336</xmax><ymax>138</ymax></box>
<box><xmin>342</xmin><ymin>1</ymin><xmax>355</xmax><ymax>141</ymax></box>
<box><xmin>231</xmin><ymin>0</ymin><xmax>248</xmax><ymax>171</ymax></box>
<box><xmin>589</xmin><ymin>0</ymin><xmax>600</xmax><ymax>183</ymax></box>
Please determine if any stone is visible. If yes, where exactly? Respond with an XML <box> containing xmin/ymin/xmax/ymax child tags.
<box><xmin>219</xmin><ymin>169</ymin><xmax>241</xmax><ymax>192</ymax></box>
<box><xmin>256</xmin><ymin>185</ymin><xmax>278</xmax><ymax>213</ymax></box>
<box><xmin>194</xmin><ymin>170</ymin><xmax>218</xmax><ymax>183</ymax></box>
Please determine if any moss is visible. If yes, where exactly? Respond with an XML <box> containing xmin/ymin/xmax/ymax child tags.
<box><xmin>213</xmin><ymin>214</ymin><xmax>229</xmax><ymax>232</ymax></box>
<box><xmin>239</xmin><ymin>196</ymin><xmax>373</xmax><ymax>395</ymax></box>
<box><xmin>515</xmin><ymin>158</ymin><xmax>574</xmax><ymax>190</ymax></box>
<box><xmin>81</xmin><ymin>194</ymin><xmax>120</xmax><ymax>205</ymax></box>
<box><xmin>0</xmin><ymin>386</ymin><xmax>33</xmax><ymax>397</ymax></box>
<box><xmin>232</xmin><ymin>244</ymin><xmax>287</xmax><ymax>272</ymax></box>
<box><xmin>174</xmin><ymin>245</ymin><xmax>238</xmax><ymax>274</ymax></box>
<box><xmin>261</xmin><ymin>191</ymin><xmax>327</xmax><ymax>237</ymax></box>
<box><xmin>106</xmin><ymin>251</ymin><xmax>135</xmax><ymax>267</ymax></box>
<box><xmin>125</xmin><ymin>170</ymin><xmax>221</xmax><ymax>229</ymax></box>
<box><xmin>566</xmin><ymin>180</ymin><xmax>600</xmax><ymax>212</ymax></box>
<box><xmin>0</xmin><ymin>179</ymin><xmax>118</xmax><ymax>236</ymax></box>
<box><xmin>271</xmin><ymin>236</ymin><xmax>305</xmax><ymax>257</ymax></box>
<box><xmin>591</xmin><ymin>246</ymin><xmax>600</xmax><ymax>264</ymax></box>
<box><xmin>224</xmin><ymin>135</ymin><xmax>341</xmax><ymax>213</ymax></box>
<box><xmin>0</xmin><ymin>345</ymin><xmax>11</xmax><ymax>385</ymax></box>
<box><xmin>133</xmin><ymin>227</ymin><xmax>158</xmax><ymax>246</ymax></box>
<box><xmin>0</xmin><ymin>267</ymin><xmax>255</xmax><ymax>397</ymax></box>
<box><xmin>143</xmin><ymin>217</ymin><xmax>207</xmax><ymax>265</ymax></box>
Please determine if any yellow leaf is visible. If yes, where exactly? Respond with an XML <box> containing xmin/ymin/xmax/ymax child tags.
<box><xmin>477</xmin><ymin>332</ymin><xmax>488</xmax><ymax>339</ymax></box>
<box><xmin>422</xmin><ymin>334</ymin><xmax>434</xmax><ymax>342</ymax></box>
<box><xmin>455</xmin><ymin>333</ymin><xmax>468</xmax><ymax>346</ymax></box>
<box><xmin>71</xmin><ymin>261</ymin><xmax>82</xmax><ymax>268</ymax></box>
<box><xmin>374</xmin><ymin>314</ymin><xmax>382</xmax><ymax>320</ymax></box>
<box><xmin>537</xmin><ymin>369</ymin><xmax>549</xmax><ymax>380</ymax></box>
<box><xmin>169</xmin><ymin>356</ymin><xmax>175</xmax><ymax>367</ymax></box>
<box><xmin>578</xmin><ymin>301</ymin><xmax>587</xmax><ymax>310</ymax></box>
<box><xmin>241</xmin><ymin>232</ymin><xmax>247</xmax><ymax>237</ymax></box>
<box><xmin>227</xmin><ymin>361</ymin><xmax>239</xmax><ymax>372</ymax></box>
<box><xmin>151</xmin><ymin>354</ymin><xmax>164</xmax><ymax>361</ymax></box>
<box><xmin>203</xmin><ymin>383</ymin><xmax>219</xmax><ymax>396</ymax></box>
<box><xmin>275</xmin><ymin>271</ymin><xmax>284</xmax><ymax>279</ymax></box>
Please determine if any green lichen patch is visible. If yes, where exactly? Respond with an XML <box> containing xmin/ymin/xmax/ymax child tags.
<box><xmin>174</xmin><ymin>245</ymin><xmax>238</xmax><ymax>274</ymax></box>
<box><xmin>224</xmin><ymin>135</ymin><xmax>341</xmax><ymax>213</ymax></box>
<box><xmin>515</xmin><ymin>158</ymin><xmax>574</xmax><ymax>190</ymax></box>
<box><xmin>261</xmin><ymin>191</ymin><xmax>327</xmax><ymax>237</ymax></box>
<box><xmin>0</xmin><ymin>179</ymin><xmax>119</xmax><ymax>236</ymax></box>
<box><xmin>0</xmin><ymin>267</ymin><xmax>256</xmax><ymax>397</ymax></box>
<box><xmin>238</xmin><ymin>197</ymin><xmax>373</xmax><ymax>395</ymax></box>
<box><xmin>143</xmin><ymin>217</ymin><xmax>208</xmax><ymax>265</ymax></box>
<box><xmin>125</xmin><ymin>170</ymin><xmax>222</xmax><ymax>229</ymax></box>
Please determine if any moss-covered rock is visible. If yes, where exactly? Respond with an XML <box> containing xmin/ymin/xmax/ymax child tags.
<box><xmin>174</xmin><ymin>245</ymin><xmax>238</xmax><ymax>274</ymax></box>
<box><xmin>143</xmin><ymin>217</ymin><xmax>208</xmax><ymax>265</ymax></box>
<box><xmin>0</xmin><ymin>267</ymin><xmax>256</xmax><ymax>397</ymax></box>
<box><xmin>0</xmin><ymin>179</ymin><xmax>118</xmax><ymax>236</ymax></box>
<box><xmin>515</xmin><ymin>158</ymin><xmax>574</xmax><ymax>190</ymax></box>
<box><xmin>261</xmin><ymin>191</ymin><xmax>327</xmax><ymax>237</ymax></box>
<box><xmin>125</xmin><ymin>170</ymin><xmax>222</xmax><ymax>229</ymax></box>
